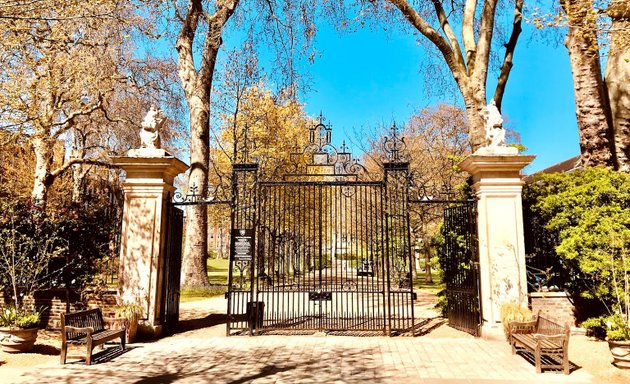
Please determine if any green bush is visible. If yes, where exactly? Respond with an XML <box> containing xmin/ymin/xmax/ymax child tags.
<box><xmin>582</xmin><ymin>314</ymin><xmax>630</xmax><ymax>341</ymax></box>
<box><xmin>0</xmin><ymin>305</ymin><xmax>42</xmax><ymax>329</ymax></box>
<box><xmin>524</xmin><ymin>168</ymin><xmax>630</xmax><ymax>307</ymax></box>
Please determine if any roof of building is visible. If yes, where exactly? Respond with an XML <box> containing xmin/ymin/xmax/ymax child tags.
<box><xmin>524</xmin><ymin>155</ymin><xmax>581</xmax><ymax>183</ymax></box>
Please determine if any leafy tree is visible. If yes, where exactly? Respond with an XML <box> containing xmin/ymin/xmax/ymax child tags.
<box><xmin>524</xmin><ymin>168</ymin><xmax>630</xmax><ymax>313</ymax></box>
<box><xmin>404</xmin><ymin>105</ymin><xmax>471</xmax><ymax>281</ymax></box>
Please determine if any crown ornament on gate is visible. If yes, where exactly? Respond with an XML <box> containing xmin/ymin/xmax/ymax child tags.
<box><xmin>284</xmin><ymin>114</ymin><xmax>367</xmax><ymax>178</ymax></box>
<box><xmin>382</xmin><ymin>123</ymin><xmax>410</xmax><ymax>163</ymax></box>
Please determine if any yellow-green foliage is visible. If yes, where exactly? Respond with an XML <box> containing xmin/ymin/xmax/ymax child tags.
<box><xmin>0</xmin><ymin>305</ymin><xmax>41</xmax><ymax>329</ymax></box>
<box><xmin>500</xmin><ymin>302</ymin><xmax>533</xmax><ymax>337</ymax></box>
<box><xmin>525</xmin><ymin>168</ymin><xmax>630</xmax><ymax>305</ymax></box>
<box><xmin>114</xmin><ymin>303</ymin><xmax>143</xmax><ymax>320</ymax></box>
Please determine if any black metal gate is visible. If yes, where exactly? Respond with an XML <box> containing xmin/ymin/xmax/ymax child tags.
<box><xmin>440</xmin><ymin>202</ymin><xmax>480</xmax><ymax>336</ymax></box>
<box><xmin>161</xmin><ymin>203</ymin><xmax>184</xmax><ymax>334</ymax></box>
<box><xmin>255</xmin><ymin>181</ymin><xmax>389</xmax><ymax>333</ymax></box>
<box><xmin>226</xmin><ymin>123</ymin><xmax>415</xmax><ymax>336</ymax></box>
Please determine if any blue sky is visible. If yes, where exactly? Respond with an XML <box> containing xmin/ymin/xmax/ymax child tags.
<box><xmin>289</xmin><ymin>23</ymin><xmax>580</xmax><ymax>174</ymax></box>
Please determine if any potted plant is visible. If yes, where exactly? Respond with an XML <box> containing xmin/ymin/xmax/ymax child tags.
<box><xmin>581</xmin><ymin>238</ymin><xmax>630</xmax><ymax>369</ymax></box>
<box><xmin>582</xmin><ymin>313</ymin><xmax>630</xmax><ymax>369</ymax></box>
<box><xmin>0</xmin><ymin>205</ymin><xmax>65</xmax><ymax>353</ymax></box>
<box><xmin>0</xmin><ymin>305</ymin><xmax>43</xmax><ymax>353</ymax></box>
<box><xmin>114</xmin><ymin>302</ymin><xmax>143</xmax><ymax>343</ymax></box>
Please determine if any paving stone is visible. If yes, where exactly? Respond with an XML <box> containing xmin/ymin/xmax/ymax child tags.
<box><xmin>6</xmin><ymin>297</ymin><xmax>597</xmax><ymax>384</ymax></box>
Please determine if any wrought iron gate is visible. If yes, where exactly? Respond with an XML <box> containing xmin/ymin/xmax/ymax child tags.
<box><xmin>440</xmin><ymin>202</ymin><xmax>480</xmax><ymax>336</ymax></box>
<box><xmin>226</xmin><ymin>123</ymin><xmax>415</xmax><ymax>336</ymax></box>
<box><xmin>161</xmin><ymin>203</ymin><xmax>184</xmax><ymax>334</ymax></box>
<box><xmin>255</xmin><ymin>181</ymin><xmax>389</xmax><ymax>333</ymax></box>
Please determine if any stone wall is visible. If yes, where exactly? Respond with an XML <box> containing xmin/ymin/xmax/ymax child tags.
<box><xmin>529</xmin><ymin>291</ymin><xmax>576</xmax><ymax>326</ymax></box>
<box><xmin>1</xmin><ymin>288</ymin><xmax>120</xmax><ymax>329</ymax></box>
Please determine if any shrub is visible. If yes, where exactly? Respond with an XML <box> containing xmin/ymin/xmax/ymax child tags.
<box><xmin>524</xmin><ymin>168</ymin><xmax>630</xmax><ymax>309</ymax></box>
<box><xmin>0</xmin><ymin>305</ymin><xmax>42</xmax><ymax>329</ymax></box>
<box><xmin>525</xmin><ymin>168</ymin><xmax>630</xmax><ymax>335</ymax></box>
<box><xmin>582</xmin><ymin>314</ymin><xmax>630</xmax><ymax>341</ymax></box>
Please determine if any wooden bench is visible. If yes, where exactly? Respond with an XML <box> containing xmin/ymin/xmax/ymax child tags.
<box><xmin>509</xmin><ymin>311</ymin><xmax>570</xmax><ymax>374</ymax></box>
<box><xmin>60</xmin><ymin>308</ymin><xmax>126</xmax><ymax>365</ymax></box>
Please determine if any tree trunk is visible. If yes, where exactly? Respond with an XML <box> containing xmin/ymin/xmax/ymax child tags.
<box><xmin>424</xmin><ymin>245</ymin><xmax>433</xmax><ymax>284</ymax></box>
<box><xmin>563</xmin><ymin>0</ymin><xmax>616</xmax><ymax>168</ymax></box>
<box><xmin>31</xmin><ymin>135</ymin><xmax>52</xmax><ymax>206</ymax></box>
<box><xmin>181</xmin><ymin>93</ymin><xmax>211</xmax><ymax>288</ymax></box>
<box><xmin>462</xmin><ymin>88</ymin><xmax>487</xmax><ymax>150</ymax></box>
<box><xmin>176</xmin><ymin>1</ymin><xmax>238</xmax><ymax>288</ymax></box>
<box><xmin>605</xmin><ymin>2</ymin><xmax>630</xmax><ymax>172</ymax></box>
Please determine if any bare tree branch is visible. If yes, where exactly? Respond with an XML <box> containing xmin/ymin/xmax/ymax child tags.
<box><xmin>494</xmin><ymin>0</ymin><xmax>523</xmax><ymax>110</ymax></box>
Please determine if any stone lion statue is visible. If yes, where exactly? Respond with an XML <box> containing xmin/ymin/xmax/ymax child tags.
<box><xmin>140</xmin><ymin>107</ymin><xmax>165</xmax><ymax>149</ymax></box>
<box><xmin>480</xmin><ymin>100</ymin><xmax>505</xmax><ymax>148</ymax></box>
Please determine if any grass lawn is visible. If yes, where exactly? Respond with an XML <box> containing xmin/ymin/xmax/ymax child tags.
<box><xmin>207</xmin><ymin>258</ymin><xmax>229</xmax><ymax>285</ymax></box>
<box><xmin>179</xmin><ymin>258</ymin><xmax>230</xmax><ymax>303</ymax></box>
<box><xmin>413</xmin><ymin>270</ymin><xmax>443</xmax><ymax>293</ymax></box>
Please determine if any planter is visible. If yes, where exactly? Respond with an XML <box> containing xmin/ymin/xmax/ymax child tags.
<box><xmin>609</xmin><ymin>340</ymin><xmax>630</xmax><ymax>369</ymax></box>
<box><xmin>0</xmin><ymin>327</ymin><xmax>39</xmax><ymax>353</ymax></box>
<box><xmin>106</xmin><ymin>317</ymin><xmax>137</xmax><ymax>343</ymax></box>
<box><xmin>127</xmin><ymin>317</ymin><xmax>138</xmax><ymax>343</ymax></box>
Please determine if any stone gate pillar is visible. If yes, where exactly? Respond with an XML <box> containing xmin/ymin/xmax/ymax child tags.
<box><xmin>112</xmin><ymin>152</ymin><xmax>188</xmax><ymax>337</ymax></box>
<box><xmin>459</xmin><ymin>151</ymin><xmax>535</xmax><ymax>339</ymax></box>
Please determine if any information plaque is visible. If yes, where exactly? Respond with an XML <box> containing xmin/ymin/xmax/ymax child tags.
<box><xmin>231</xmin><ymin>229</ymin><xmax>254</xmax><ymax>261</ymax></box>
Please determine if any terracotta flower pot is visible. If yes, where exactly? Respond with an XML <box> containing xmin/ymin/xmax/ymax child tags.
<box><xmin>608</xmin><ymin>340</ymin><xmax>630</xmax><ymax>369</ymax></box>
<box><xmin>0</xmin><ymin>327</ymin><xmax>39</xmax><ymax>353</ymax></box>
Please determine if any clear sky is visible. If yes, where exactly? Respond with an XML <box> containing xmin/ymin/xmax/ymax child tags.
<box><xmin>289</xmin><ymin>22</ymin><xmax>580</xmax><ymax>174</ymax></box>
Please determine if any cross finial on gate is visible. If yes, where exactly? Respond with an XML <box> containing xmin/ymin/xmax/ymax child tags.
<box><xmin>383</xmin><ymin>122</ymin><xmax>408</xmax><ymax>163</ymax></box>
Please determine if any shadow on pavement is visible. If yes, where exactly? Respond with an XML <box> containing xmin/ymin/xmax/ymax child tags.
<box><xmin>31</xmin><ymin>343</ymin><xmax>60</xmax><ymax>356</ymax></box>
<box><xmin>65</xmin><ymin>345</ymin><xmax>136</xmax><ymax>366</ymax></box>
<box><xmin>516</xmin><ymin>350</ymin><xmax>582</xmax><ymax>374</ymax></box>
<box><xmin>22</xmin><ymin>342</ymin><xmax>388</xmax><ymax>384</ymax></box>
<box><xmin>175</xmin><ymin>313</ymin><xmax>227</xmax><ymax>334</ymax></box>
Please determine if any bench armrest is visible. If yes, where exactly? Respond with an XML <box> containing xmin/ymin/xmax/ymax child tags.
<box><xmin>64</xmin><ymin>326</ymin><xmax>94</xmax><ymax>335</ymax></box>
<box><xmin>509</xmin><ymin>320</ymin><xmax>537</xmax><ymax>334</ymax></box>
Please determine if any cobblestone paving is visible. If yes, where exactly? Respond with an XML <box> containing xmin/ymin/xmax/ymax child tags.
<box><xmin>8</xmin><ymin>296</ymin><xmax>595</xmax><ymax>384</ymax></box>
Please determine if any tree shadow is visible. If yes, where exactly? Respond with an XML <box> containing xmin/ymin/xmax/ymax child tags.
<box><xmin>22</xmin><ymin>341</ymin><xmax>389</xmax><ymax>383</ymax></box>
<box><xmin>173</xmin><ymin>313</ymin><xmax>227</xmax><ymax>334</ymax></box>
<box><xmin>227</xmin><ymin>364</ymin><xmax>298</xmax><ymax>384</ymax></box>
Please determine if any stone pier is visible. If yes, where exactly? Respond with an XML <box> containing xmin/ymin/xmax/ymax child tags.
<box><xmin>112</xmin><ymin>154</ymin><xmax>188</xmax><ymax>337</ymax></box>
<box><xmin>460</xmin><ymin>151</ymin><xmax>535</xmax><ymax>339</ymax></box>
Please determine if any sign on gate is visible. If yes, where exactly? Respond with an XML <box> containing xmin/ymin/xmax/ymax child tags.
<box><xmin>231</xmin><ymin>229</ymin><xmax>254</xmax><ymax>261</ymax></box>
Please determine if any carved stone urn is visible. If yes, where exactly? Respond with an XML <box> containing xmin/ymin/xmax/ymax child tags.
<box><xmin>609</xmin><ymin>340</ymin><xmax>630</xmax><ymax>369</ymax></box>
<box><xmin>0</xmin><ymin>327</ymin><xmax>39</xmax><ymax>353</ymax></box>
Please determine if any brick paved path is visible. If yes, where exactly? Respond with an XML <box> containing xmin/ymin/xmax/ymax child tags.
<box><xmin>8</xmin><ymin>296</ymin><xmax>595</xmax><ymax>384</ymax></box>
<box><xmin>11</xmin><ymin>333</ymin><xmax>593</xmax><ymax>384</ymax></box>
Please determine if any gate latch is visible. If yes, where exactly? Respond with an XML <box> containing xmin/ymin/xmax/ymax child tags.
<box><xmin>309</xmin><ymin>291</ymin><xmax>332</xmax><ymax>301</ymax></box>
